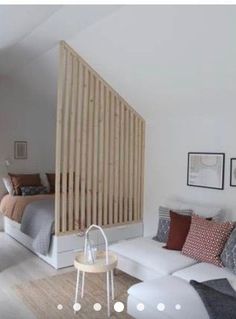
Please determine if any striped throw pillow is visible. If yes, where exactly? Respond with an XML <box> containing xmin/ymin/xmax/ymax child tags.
<box><xmin>182</xmin><ymin>215</ymin><xmax>234</xmax><ymax>266</ymax></box>
<box><xmin>153</xmin><ymin>206</ymin><xmax>193</xmax><ymax>243</ymax></box>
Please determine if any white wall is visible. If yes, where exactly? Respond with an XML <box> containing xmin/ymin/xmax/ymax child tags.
<box><xmin>65</xmin><ymin>5</ymin><xmax>236</xmax><ymax>235</ymax></box>
<box><xmin>0</xmin><ymin>47</ymin><xmax>58</xmax><ymax>195</ymax></box>
<box><xmin>1</xmin><ymin>6</ymin><xmax>236</xmax><ymax>235</ymax></box>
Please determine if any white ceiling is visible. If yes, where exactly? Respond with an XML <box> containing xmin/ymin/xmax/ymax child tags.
<box><xmin>0</xmin><ymin>5</ymin><xmax>121</xmax><ymax>75</ymax></box>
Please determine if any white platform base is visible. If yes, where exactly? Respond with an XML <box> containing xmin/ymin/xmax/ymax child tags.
<box><xmin>3</xmin><ymin>217</ymin><xmax>143</xmax><ymax>269</ymax></box>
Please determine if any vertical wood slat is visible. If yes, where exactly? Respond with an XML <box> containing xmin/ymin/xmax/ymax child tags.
<box><xmin>61</xmin><ymin>52</ymin><xmax>73</xmax><ymax>232</ymax></box>
<box><xmin>80</xmin><ymin>67</ymin><xmax>89</xmax><ymax>228</ymax></box>
<box><xmin>103</xmin><ymin>86</ymin><xmax>109</xmax><ymax>226</ymax></box>
<box><xmin>86</xmin><ymin>72</ymin><xmax>94</xmax><ymax>227</ymax></box>
<box><xmin>118</xmin><ymin>102</ymin><xmax>124</xmax><ymax>223</ymax></box>
<box><xmin>123</xmin><ymin>105</ymin><xmax>129</xmax><ymax>223</ymax></box>
<box><xmin>68</xmin><ymin>56</ymin><xmax>78</xmax><ymax>231</ymax></box>
<box><xmin>137</xmin><ymin>119</ymin><xmax>142</xmax><ymax>220</ymax></box>
<box><xmin>55</xmin><ymin>41</ymin><xmax>145</xmax><ymax>234</ymax></box>
<box><xmin>113</xmin><ymin>96</ymin><xmax>120</xmax><ymax>224</ymax></box>
<box><xmin>108</xmin><ymin>92</ymin><xmax>115</xmax><ymax>225</ymax></box>
<box><xmin>55</xmin><ymin>44</ymin><xmax>66</xmax><ymax>234</ymax></box>
<box><xmin>133</xmin><ymin>116</ymin><xmax>139</xmax><ymax>221</ymax></box>
<box><xmin>140</xmin><ymin>121</ymin><xmax>145</xmax><ymax>219</ymax></box>
<box><xmin>128</xmin><ymin>112</ymin><xmax>134</xmax><ymax>222</ymax></box>
<box><xmin>92</xmin><ymin>78</ymin><xmax>99</xmax><ymax>224</ymax></box>
<box><xmin>98</xmin><ymin>82</ymin><xmax>104</xmax><ymax>226</ymax></box>
<box><xmin>74</xmin><ymin>61</ymin><xmax>83</xmax><ymax>230</ymax></box>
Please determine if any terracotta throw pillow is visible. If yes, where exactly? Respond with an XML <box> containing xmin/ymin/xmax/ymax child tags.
<box><xmin>9</xmin><ymin>173</ymin><xmax>42</xmax><ymax>195</ymax></box>
<box><xmin>165</xmin><ymin>211</ymin><xmax>192</xmax><ymax>250</ymax></box>
<box><xmin>182</xmin><ymin>215</ymin><xmax>234</xmax><ymax>266</ymax></box>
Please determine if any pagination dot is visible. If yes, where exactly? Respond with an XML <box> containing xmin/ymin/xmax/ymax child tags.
<box><xmin>137</xmin><ymin>303</ymin><xmax>145</xmax><ymax>311</ymax></box>
<box><xmin>114</xmin><ymin>301</ymin><xmax>125</xmax><ymax>312</ymax></box>
<box><xmin>157</xmin><ymin>303</ymin><xmax>165</xmax><ymax>311</ymax></box>
<box><xmin>57</xmin><ymin>304</ymin><xmax>63</xmax><ymax>310</ymax></box>
<box><xmin>94</xmin><ymin>303</ymin><xmax>102</xmax><ymax>311</ymax></box>
<box><xmin>73</xmin><ymin>302</ymin><xmax>81</xmax><ymax>312</ymax></box>
<box><xmin>175</xmin><ymin>304</ymin><xmax>181</xmax><ymax>310</ymax></box>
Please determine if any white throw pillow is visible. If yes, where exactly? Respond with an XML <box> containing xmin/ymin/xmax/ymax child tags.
<box><xmin>2</xmin><ymin>176</ymin><xmax>14</xmax><ymax>195</ymax></box>
<box><xmin>40</xmin><ymin>173</ymin><xmax>50</xmax><ymax>193</ymax></box>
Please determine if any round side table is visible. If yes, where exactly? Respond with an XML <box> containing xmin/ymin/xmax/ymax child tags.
<box><xmin>73</xmin><ymin>225</ymin><xmax>118</xmax><ymax>317</ymax></box>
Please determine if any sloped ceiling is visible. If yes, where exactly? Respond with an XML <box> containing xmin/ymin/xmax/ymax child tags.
<box><xmin>0</xmin><ymin>5</ymin><xmax>122</xmax><ymax>75</ymax></box>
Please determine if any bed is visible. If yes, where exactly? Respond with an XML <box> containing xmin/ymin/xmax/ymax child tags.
<box><xmin>0</xmin><ymin>194</ymin><xmax>55</xmax><ymax>255</ymax></box>
<box><xmin>0</xmin><ymin>193</ymin><xmax>143</xmax><ymax>269</ymax></box>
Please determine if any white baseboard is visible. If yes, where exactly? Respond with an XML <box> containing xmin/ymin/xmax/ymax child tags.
<box><xmin>3</xmin><ymin>217</ymin><xmax>143</xmax><ymax>269</ymax></box>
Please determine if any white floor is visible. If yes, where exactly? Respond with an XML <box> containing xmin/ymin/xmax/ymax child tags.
<box><xmin>0</xmin><ymin>231</ymin><xmax>73</xmax><ymax>319</ymax></box>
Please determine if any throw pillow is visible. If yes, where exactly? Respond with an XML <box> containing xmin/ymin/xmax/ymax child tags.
<box><xmin>164</xmin><ymin>211</ymin><xmax>192</xmax><ymax>250</ymax></box>
<box><xmin>2</xmin><ymin>176</ymin><xmax>14</xmax><ymax>195</ymax></box>
<box><xmin>153</xmin><ymin>206</ymin><xmax>193</xmax><ymax>243</ymax></box>
<box><xmin>221</xmin><ymin>227</ymin><xmax>236</xmax><ymax>274</ymax></box>
<box><xmin>182</xmin><ymin>215</ymin><xmax>234</xmax><ymax>266</ymax></box>
<box><xmin>20</xmin><ymin>186</ymin><xmax>48</xmax><ymax>196</ymax></box>
<box><xmin>9</xmin><ymin>173</ymin><xmax>42</xmax><ymax>195</ymax></box>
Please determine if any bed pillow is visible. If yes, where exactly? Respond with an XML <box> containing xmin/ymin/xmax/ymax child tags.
<box><xmin>153</xmin><ymin>206</ymin><xmax>193</xmax><ymax>243</ymax></box>
<box><xmin>9</xmin><ymin>173</ymin><xmax>42</xmax><ymax>195</ymax></box>
<box><xmin>46</xmin><ymin>173</ymin><xmax>55</xmax><ymax>193</ymax></box>
<box><xmin>182</xmin><ymin>215</ymin><xmax>234</xmax><ymax>266</ymax></box>
<box><xmin>165</xmin><ymin>211</ymin><xmax>192</xmax><ymax>250</ymax></box>
<box><xmin>221</xmin><ymin>228</ymin><xmax>236</xmax><ymax>274</ymax></box>
<box><xmin>20</xmin><ymin>186</ymin><xmax>48</xmax><ymax>196</ymax></box>
<box><xmin>2</xmin><ymin>176</ymin><xmax>14</xmax><ymax>195</ymax></box>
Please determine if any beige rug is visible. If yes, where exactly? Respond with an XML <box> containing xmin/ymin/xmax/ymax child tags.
<box><xmin>15</xmin><ymin>271</ymin><xmax>139</xmax><ymax>319</ymax></box>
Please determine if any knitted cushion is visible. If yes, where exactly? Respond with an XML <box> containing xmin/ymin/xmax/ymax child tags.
<box><xmin>182</xmin><ymin>215</ymin><xmax>234</xmax><ymax>266</ymax></box>
<box><xmin>153</xmin><ymin>206</ymin><xmax>192</xmax><ymax>243</ymax></box>
<box><xmin>221</xmin><ymin>228</ymin><xmax>236</xmax><ymax>274</ymax></box>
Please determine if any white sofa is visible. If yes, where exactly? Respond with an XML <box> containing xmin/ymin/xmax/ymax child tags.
<box><xmin>110</xmin><ymin>236</ymin><xmax>236</xmax><ymax>319</ymax></box>
<box><xmin>110</xmin><ymin>201</ymin><xmax>236</xmax><ymax>318</ymax></box>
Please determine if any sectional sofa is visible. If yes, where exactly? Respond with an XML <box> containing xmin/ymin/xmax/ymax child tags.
<box><xmin>110</xmin><ymin>201</ymin><xmax>236</xmax><ymax>319</ymax></box>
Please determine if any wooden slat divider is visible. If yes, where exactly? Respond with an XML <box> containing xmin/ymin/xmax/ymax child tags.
<box><xmin>55</xmin><ymin>41</ymin><xmax>145</xmax><ymax>234</ymax></box>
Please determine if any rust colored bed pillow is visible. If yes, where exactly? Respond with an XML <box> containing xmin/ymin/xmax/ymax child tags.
<box><xmin>9</xmin><ymin>173</ymin><xmax>42</xmax><ymax>195</ymax></box>
<box><xmin>46</xmin><ymin>173</ymin><xmax>55</xmax><ymax>193</ymax></box>
<box><xmin>165</xmin><ymin>211</ymin><xmax>192</xmax><ymax>251</ymax></box>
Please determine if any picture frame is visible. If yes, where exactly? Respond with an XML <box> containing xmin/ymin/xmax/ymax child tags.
<box><xmin>187</xmin><ymin>152</ymin><xmax>225</xmax><ymax>190</ymax></box>
<box><xmin>230</xmin><ymin>158</ymin><xmax>236</xmax><ymax>187</ymax></box>
<box><xmin>14</xmin><ymin>141</ymin><xmax>27</xmax><ymax>160</ymax></box>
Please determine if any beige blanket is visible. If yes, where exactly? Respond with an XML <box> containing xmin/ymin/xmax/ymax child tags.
<box><xmin>0</xmin><ymin>194</ymin><xmax>54</xmax><ymax>223</ymax></box>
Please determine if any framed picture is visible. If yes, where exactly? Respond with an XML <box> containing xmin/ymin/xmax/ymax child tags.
<box><xmin>230</xmin><ymin>158</ymin><xmax>236</xmax><ymax>187</ymax></box>
<box><xmin>187</xmin><ymin>152</ymin><xmax>225</xmax><ymax>190</ymax></box>
<box><xmin>14</xmin><ymin>141</ymin><xmax>27</xmax><ymax>159</ymax></box>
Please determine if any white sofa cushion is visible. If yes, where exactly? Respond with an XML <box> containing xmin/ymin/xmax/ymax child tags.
<box><xmin>173</xmin><ymin>262</ymin><xmax>236</xmax><ymax>291</ymax></box>
<box><xmin>127</xmin><ymin>276</ymin><xmax>209</xmax><ymax>319</ymax></box>
<box><xmin>110</xmin><ymin>237</ymin><xmax>197</xmax><ymax>277</ymax></box>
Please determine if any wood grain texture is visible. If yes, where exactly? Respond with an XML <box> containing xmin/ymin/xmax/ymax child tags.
<box><xmin>55</xmin><ymin>41</ymin><xmax>145</xmax><ymax>234</ymax></box>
